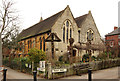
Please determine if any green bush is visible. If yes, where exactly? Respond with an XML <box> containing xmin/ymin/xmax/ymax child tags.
<box><xmin>28</xmin><ymin>48</ymin><xmax>46</xmax><ymax>63</ymax></box>
<box><xmin>28</xmin><ymin>48</ymin><xmax>46</xmax><ymax>70</ymax></box>
<box><xmin>92</xmin><ymin>56</ymin><xmax>97</xmax><ymax>61</ymax></box>
<box><xmin>97</xmin><ymin>52</ymin><xmax>107</xmax><ymax>60</ymax></box>
<box><xmin>82</xmin><ymin>54</ymin><xmax>89</xmax><ymax>62</ymax></box>
<box><xmin>3</xmin><ymin>57</ymin><xmax>9</xmax><ymax>66</ymax></box>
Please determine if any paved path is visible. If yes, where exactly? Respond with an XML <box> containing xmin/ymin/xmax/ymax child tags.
<box><xmin>61</xmin><ymin>67</ymin><xmax>119</xmax><ymax>79</ymax></box>
<box><xmin>1</xmin><ymin>67</ymin><xmax>119</xmax><ymax>80</ymax></box>
<box><xmin>5</xmin><ymin>67</ymin><xmax>43</xmax><ymax>79</ymax></box>
<box><xmin>0</xmin><ymin>72</ymin><xmax>2</xmax><ymax>81</ymax></box>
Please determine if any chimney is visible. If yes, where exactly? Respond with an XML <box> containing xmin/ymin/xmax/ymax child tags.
<box><xmin>114</xmin><ymin>26</ymin><xmax>118</xmax><ymax>30</ymax></box>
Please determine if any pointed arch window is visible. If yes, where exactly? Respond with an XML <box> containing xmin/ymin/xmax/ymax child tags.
<box><xmin>24</xmin><ymin>40</ymin><xmax>26</xmax><ymax>53</ymax></box>
<box><xmin>33</xmin><ymin>40</ymin><xmax>35</xmax><ymax>48</ymax></box>
<box><xmin>63</xmin><ymin>20</ymin><xmax>72</xmax><ymax>43</ymax></box>
<box><xmin>78</xmin><ymin>30</ymin><xmax>80</xmax><ymax>42</ymax></box>
<box><xmin>70</xmin><ymin>28</ymin><xmax>72</xmax><ymax>38</ymax></box>
<box><xmin>28</xmin><ymin>41</ymin><xmax>29</xmax><ymax>52</ymax></box>
<box><xmin>40</xmin><ymin>37</ymin><xmax>42</xmax><ymax>50</ymax></box>
<box><xmin>43</xmin><ymin>37</ymin><xmax>45</xmax><ymax>51</ymax></box>
<box><xmin>66</xmin><ymin>28</ymin><xmax>68</xmax><ymax>43</ymax></box>
<box><xmin>63</xmin><ymin>27</ymin><xmax>65</xmax><ymax>43</ymax></box>
<box><xmin>30</xmin><ymin>40</ymin><xmax>32</xmax><ymax>48</ymax></box>
<box><xmin>66</xmin><ymin>21</ymin><xmax>69</xmax><ymax>27</ymax></box>
<box><xmin>87</xmin><ymin>29</ymin><xmax>94</xmax><ymax>41</ymax></box>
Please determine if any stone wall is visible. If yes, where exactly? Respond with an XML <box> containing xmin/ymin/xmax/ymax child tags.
<box><xmin>48</xmin><ymin>58</ymin><xmax>120</xmax><ymax>79</ymax></box>
<box><xmin>80</xmin><ymin>12</ymin><xmax>104</xmax><ymax>57</ymax></box>
<box><xmin>51</xmin><ymin>6</ymin><xmax>78</xmax><ymax>58</ymax></box>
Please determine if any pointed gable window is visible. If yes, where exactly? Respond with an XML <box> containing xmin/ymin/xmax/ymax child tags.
<box><xmin>87</xmin><ymin>29</ymin><xmax>94</xmax><ymax>41</ymax></box>
<box><xmin>66</xmin><ymin>21</ymin><xmax>69</xmax><ymax>27</ymax></box>
<box><xmin>63</xmin><ymin>27</ymin><xmax>65</xmax><ymax>43</ymax></box>
<box><xmin>63</xmin><ymin>20</ymin><xmax>72</xmax><ymax>43</ymax></box>
<box><xmin>78</xmin><ymin>30</ymin><xmax>80</xmax><ymax>42</ymax></box>
<box><xmin>66</xmin><ymin>28</ymin><xmax>68</xmax><ymax>43</ymax></box>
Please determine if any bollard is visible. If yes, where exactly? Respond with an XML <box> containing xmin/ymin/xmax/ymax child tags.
<box><xmin>88</xmin><ymin>69</ymin><xmax>92</xmax><ymax>81</ymax></box>
<box><xmin>3</xmin><ymin>69</ymin><xmax>7</xmax><ymax>81</ymax></box>
<box><xmin>33</xmin><ymin>71</ymin><xmax>37</xmax><ymax>81</ymax></box>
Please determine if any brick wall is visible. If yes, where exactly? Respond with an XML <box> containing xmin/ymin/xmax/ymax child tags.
<box><xmin>105</xmin><ymin>35</ymin><xmax>118</xmax><ymax>47</ymax></box>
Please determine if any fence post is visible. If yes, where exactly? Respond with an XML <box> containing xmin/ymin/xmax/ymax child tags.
<box><xmin>88</xmin><ymin>69</ymin><xmax>92</xmax><ymax>81</ymax></box>
<box><xmin>47</xmin><ymin>63</ymin><xmax>52</xmax><ymax>79</ymax></box>
<box><xmin>3</xmin><ymin>69</ymin><xmax>7</xmax><ymax>81</ymax></box>
<box><xmin>33</xmin><ymin>71</ymin><xmax>37</xmax><ymax>81</ymax></box>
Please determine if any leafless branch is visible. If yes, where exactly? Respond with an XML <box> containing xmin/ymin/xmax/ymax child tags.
<box><xmin>0</xmin><ymin>0</ymin><xmax>20</xmax><ymax>42</ymax></box>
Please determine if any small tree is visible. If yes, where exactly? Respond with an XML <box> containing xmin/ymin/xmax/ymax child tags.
<box><xmin>28</xmin><ymin>48</ymin><xmax>46</xmax><ymax>70</ymax></box>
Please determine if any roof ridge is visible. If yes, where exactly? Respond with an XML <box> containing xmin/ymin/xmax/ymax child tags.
<box><xmin>18</xmin><ymin>8</ymin><xmax>65</xmax><ymax>40</ymax></box>
<box><xmin>22</xmin><ymin>9</ymin><xmax>64</xmax><ymax>32</ymax></box>
<box><xmin>105</xmin><ymin>27</ymin><xmax>120</xmax><ymax>36</ymax></box>
<box><xmin>75</xmin><ymin>13</ymin><xmax>88</xmax><ymax>19</ymax></box>
<box><xmin>43</xmin><ymin>10</ymin><xmax>64</xmax><ymax>22</ymax></box>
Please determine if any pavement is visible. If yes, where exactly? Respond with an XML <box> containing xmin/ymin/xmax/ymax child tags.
<box><xmin>0</xmin><ymin>72</ymin><xmax>2</xmax><ymax>81</ymax></box>
<box><xmin>5</xmin><ymin>67</ymin><xmax>43</xmax><ymax>79</ymax></box>
<box><xmin>0</xmin><ymin>66</ymin><xmax>119</xmax><ymax>80</ymax></box>
<box><xmin>61</xmin><ymin>67</ymin><xmax>119</xmax><ymax>79</ymax></box>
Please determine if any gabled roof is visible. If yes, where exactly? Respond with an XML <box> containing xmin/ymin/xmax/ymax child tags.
<box><xmin>18</xmin><ymin>6</ymin><xmax>89</xmax><ymax>41</ymax></box>
<box><xmin>105</xmin><ymin>27</ymin><xmax>120</xmax><ymax>36</ymax></box>
<box><xmin>17</xmin><ymin>9</ymin><xmax>64</xmax><ymax>40</ymax></box>
<box><xmin>75</xmin><ymin>14</ymin><xmax>88</xmax><ymax>28</ymax></box>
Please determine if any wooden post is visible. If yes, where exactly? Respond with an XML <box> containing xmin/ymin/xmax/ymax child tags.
<box><xmin>51</xmin><ymin>34</ymin><xmax>54</xmax><ymax>59</ymax></box>
<box><xmin>47</xmin><ymin>63</ymin><xmax>52</xmax><ymax>79</ymax></box>
<box><xmin>45</xmin><ymin>33</ymin><xmax>61</xmax><ymax>61</ymax></box>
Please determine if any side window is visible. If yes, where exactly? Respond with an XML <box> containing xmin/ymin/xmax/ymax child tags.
<box><xmin>87</xmin><ymin>29</ymin><xmax>94</xmax><ymax>41</ymax></box>
<box><xmin>43</xmin><ymin>37</ymin><xmax>45</xmax><ymax>51</ymax></box>
<box><xmin>63</xmin><ymin>27</ymin><xmax>65</xmax><ymax>43</ymax></box>
<box><xmin>40</xmin><ymin>37</ymin><xmax>42</xmax><ymax>50</ymax></box>
<box><xmin>70</xmin><ymin>28</ymin><xmax>72</xmax><ymax>38</ymax></box>
<box><xmin>78</xmin><ymin>30</ymin><xmax>80</xmax><ymax>42</ymax></box>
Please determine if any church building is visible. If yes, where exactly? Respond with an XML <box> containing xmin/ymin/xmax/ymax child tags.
<box><xmin>17</xmin><ymin>5</ymin><xmax>104</xmax><ymax>60</ymax></box>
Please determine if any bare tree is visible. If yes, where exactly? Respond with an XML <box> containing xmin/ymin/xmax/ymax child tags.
<box><xmin>0</xmin><ymin>0</ymin><xmax>20</xmax><ymax>66</ymax></box>
<box><xmin>0</xmin><ymin>0</ymin><xmax>20</xmax><ymax>41</ymax></box>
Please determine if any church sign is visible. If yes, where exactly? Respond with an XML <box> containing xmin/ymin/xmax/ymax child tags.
<box><xmin>52</xmin><ymin>68</ymin><xmax>67</xmax><ymax>73</ymax></box>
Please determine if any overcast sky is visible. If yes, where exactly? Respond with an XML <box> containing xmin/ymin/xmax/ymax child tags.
<box><xmin>3</xmin><ymin>0</ymin><xmax>120</xmax><ymax>38</ymax></box>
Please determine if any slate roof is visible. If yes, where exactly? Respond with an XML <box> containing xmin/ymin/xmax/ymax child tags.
<box><xmin>105</xmin><ymin>27</ymin><xmax>120</xmax><ymax>36</ymax></box>
<box><xmin>18</xmin><ymin>7</ymin><xmax>88</xmax><ymax>41</ymax></box>
<box><xmin>75</xmin><ymin>14</ymin><xmax>88</xmax><ymax>28</ymax></box>
<box><xmin>17</xmin><ymin>10</ymin><xmax>64</xmax><ymax>40</ymax></box>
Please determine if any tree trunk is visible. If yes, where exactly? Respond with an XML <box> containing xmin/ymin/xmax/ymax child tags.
<box><xmin>0</xmin><ymin>33</ymin><xmax>2</xmax><ymax>67</ymax></box>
